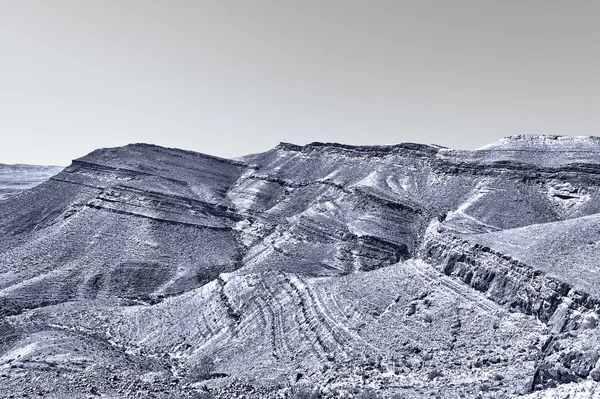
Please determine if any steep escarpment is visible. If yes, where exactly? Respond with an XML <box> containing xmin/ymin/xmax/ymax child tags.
<box><xmin>1</xmin><ymin>135</ymin><xmax>600</xmax><ymax>398</ymax></box>
<box><xmin>421</xmin><ymin>226</ymin><xmax>600</xmax><ymax>391</ymax></box>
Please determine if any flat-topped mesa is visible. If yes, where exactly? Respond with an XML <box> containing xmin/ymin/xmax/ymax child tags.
<box><xmin>275</xmin><ymin>141</ymin><xmax>444</xmax><ymax>157</ymax></box>
<box><xmin>0</xmin><ymin>164</ymin><xmax>64</xmax><ymax>201</ymax></box>
<box><xmin>436</xmin><ymin>135</ymin><xmax>600</xmax><ymax>179</ymax></box>
<box><xmin>278</xmin><ymin>135</ymin><xmax>600</xmax><ymax>156</ymax></box>
<box><xmin>0</xmin><ymin>163</ymin><xmax>64</xmax><ymax>171</ymax></box>
<box><xmin>477</xmin><ymin>134</ymin><xmax>600</xmax><ymax>151</ymax></box>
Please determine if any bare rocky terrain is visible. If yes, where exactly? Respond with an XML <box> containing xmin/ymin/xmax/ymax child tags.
<box><xmin>1</xmin><ymin>135</ymin><xmax>600</xmax><ymax>398</ymax></box>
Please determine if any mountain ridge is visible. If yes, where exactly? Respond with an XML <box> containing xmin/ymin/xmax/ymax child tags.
<box><xmin>1</xmin><ymin>135</ymin><xmax>600</xmax><ymax>398</ymax></box>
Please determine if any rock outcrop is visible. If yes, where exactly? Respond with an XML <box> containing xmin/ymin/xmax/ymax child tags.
<box><xmin>1</xmin><ymin>135</ymin><xmax>600</xmax><ymax>398</ymax></box>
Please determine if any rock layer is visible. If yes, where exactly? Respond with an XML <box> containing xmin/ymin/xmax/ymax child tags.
<box><xmin>1</xmin><ymin>135</ymin><xmax>600</xmax><ymax>398</ymax></box>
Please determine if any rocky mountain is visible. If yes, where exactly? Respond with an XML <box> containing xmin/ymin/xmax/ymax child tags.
<box><xmin>0</xmin><ymin>164</ymin><xmax>63</xmax><ymax>200</ymax></box>
<box><xmin>1</xmin><ymin>135</ymin><xmax>600</xmax><ymax>398</ymax></box>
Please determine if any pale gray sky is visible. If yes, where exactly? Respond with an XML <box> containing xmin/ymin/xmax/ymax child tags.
<box><xmin>0</xmin><ymin>0</ymin><xmax>598</xmax><ymax>165</ymax></box>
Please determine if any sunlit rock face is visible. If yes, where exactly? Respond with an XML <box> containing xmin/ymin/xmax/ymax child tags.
<box><xmin>1</xmin><ymin>136</ymin><xmax>600</xmax><ymax>398</ymax></box>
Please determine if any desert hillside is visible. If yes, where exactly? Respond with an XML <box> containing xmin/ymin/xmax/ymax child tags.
<box><xmin>1</xmin><ymin>135</ymin><xmax>599</xmax><ymax>398</ymax></box>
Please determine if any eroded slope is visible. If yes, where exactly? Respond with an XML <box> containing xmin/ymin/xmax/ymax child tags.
<box><xmin>1</xmin><ymin>135</ymin><xmax>600</xmax><ymax>398</ymax></box>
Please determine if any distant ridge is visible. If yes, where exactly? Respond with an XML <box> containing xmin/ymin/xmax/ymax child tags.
<box><xmin>0</xmin><ymin>163</ymin><xmax>63</xmax><ymax>200</ymax></box>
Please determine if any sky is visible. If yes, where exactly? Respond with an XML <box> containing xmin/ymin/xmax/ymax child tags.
<box><xmin>0</xmin><ymin>0</ymin><xmax>598</xmax><ymax>165</ymax></box>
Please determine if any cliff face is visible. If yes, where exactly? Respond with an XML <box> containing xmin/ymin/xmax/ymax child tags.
<box><xmin>1</xmin><ymin>136</ymin><xmax>600</xmax><ymax>398</ymax></box>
